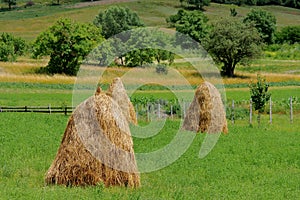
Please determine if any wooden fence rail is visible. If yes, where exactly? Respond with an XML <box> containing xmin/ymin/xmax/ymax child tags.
<box><xmin>0</xmin><ymin>106</ymin><xmax>75</xmax><ymax>115</ymax></box>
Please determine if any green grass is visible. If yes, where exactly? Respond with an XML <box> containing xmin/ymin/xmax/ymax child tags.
<box><xmin>0</xmin><ymin>113</ymin><xmax>299</xmax><ymax>199</ymax></box>
<box><xmin>1</xmin><ymin>1</ymin><xmax>300</xmax><ymax>41</ymax></box>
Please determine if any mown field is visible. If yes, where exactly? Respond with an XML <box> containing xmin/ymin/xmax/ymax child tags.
<box><xmin>0</xmin><ymin>112</ymin><xmax>299</xmax><ymax>199</ymax></box>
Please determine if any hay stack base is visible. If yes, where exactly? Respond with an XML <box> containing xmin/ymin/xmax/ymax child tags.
<box><xmin>45</xmin><ymin>78</ymin><xmax>140</xmax><ymax>187</ymax></box>
<box><xmin>183</xmin><ymin>81</ymin><xmax>228</xmax><ymax>134</ymax></box>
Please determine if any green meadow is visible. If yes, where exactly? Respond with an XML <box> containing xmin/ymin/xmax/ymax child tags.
<box><xmin>0</xmin><ymin>113</ymin><xmax>299</xmax><ymax>199</ymax></box>
<box><xmin>0</xmin><ymin>0</ymin><xmax>300</xmax><ymax>199</ymax></box>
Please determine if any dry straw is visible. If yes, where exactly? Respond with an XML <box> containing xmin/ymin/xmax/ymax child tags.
<box><xmin>45</xmin><ymin>78</ymin><xmax>140</xmax><ymax>187</ymax></box>
<box><xmin>183</xmin><ymin>81</ymin><xmax>228</xmax><ymax>134</ymax></box>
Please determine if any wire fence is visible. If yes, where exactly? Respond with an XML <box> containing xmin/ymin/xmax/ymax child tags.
<box><xmin>1</xmin><ymin>96</ymin><xmax>299</xmax><ymax>124</ymax></box>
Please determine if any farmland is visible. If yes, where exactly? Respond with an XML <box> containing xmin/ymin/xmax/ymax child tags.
<box><xmin>0</xmin><ymin>0</ymin><xmax>300</xmax><ymax>199</ymax></box>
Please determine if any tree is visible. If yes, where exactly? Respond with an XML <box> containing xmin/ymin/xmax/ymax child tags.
<box><xmin>275</xmin><ymin>26</ymin><xmax>300</xmax><ymax>44</ymax></box>
<box><xmin>249</xmin><ymin>74</ymin><xmax>271</xmax><ymax>125</ymax></box>
<box><xmin>124</xmin><ymin>28</ymin><xmax>175</xmax><ymax>67</ymax></box>
<box><xmin>205</xmin><ymin>18</ymin><xmax>262</xmax><ymax>77</ymax></box>
<box><xmin>93</xmin><ymin>6</ymin><xmax>144</xmax><ymax>39</ymax></box>
<box><xmin>166</xmin><ymin>9</ymin><xmax>210</xmax><ymax>46</ymax></box>
<box><xmin>33</xmin><ymin>19</ymin><xmax>102</xmax><ymax>76</ymax></box>
<box><xmin>243</xmin><ymin>8</ymin><xmax>277</xmax><ymax>44</ymax></box>
<box><xmin>0</xmin><ymin>32</ymin><xmax>26</xmax><ymax>62</ymax></box>
<box><xmin>2</xmin><ymin>0</ymin><xmax>16</xmax><ymax>10</ymax></box>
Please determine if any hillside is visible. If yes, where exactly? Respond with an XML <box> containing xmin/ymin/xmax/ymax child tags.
<box><xmin>0</xmin><ymin>1</ymin><xmax>300</xmax><ymax>41</ymax></box>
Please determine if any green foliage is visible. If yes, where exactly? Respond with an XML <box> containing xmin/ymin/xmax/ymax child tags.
<box><xmin>264</xmin><ymin>43</ymin><xmax>300</xmax><ymax>60</ymax></box>
<box><xmin>93</xmin><ymin>6</ymin><xmax>144</xmax><ymax>39</ymax></box>
<box><xmin>211</xmin><ymin>0</ymin><xmax>300</xmax><ymax>8</ymax></box>
<box><xmin>2</xmin><ymin>0</ymin><xmax>16</xmax><ymax>9</ymax></box>
<box><xmin>243</xmin><ymin>8</ymin><xmax>277</xmax><ymax>44</ymax></box>
<box><xmin>123</xmin><ymin>28</ymin><xmax>175</xmax><ymax>67</ymax></box>
<box><xmin>0</xmin><ymin>32</ymin><xmax>26</xmax><ymax>62</ymax></box>
<box><xmin>275</xmin><ymin>25</ymin><xmax>300</xmax><ymax>44</ymax></box>
<box><xmin>167</xmin><ymin>9</ymin><xmax>210</xmax><ymax>45</ymax></box>
<box><xmin>33</xmin><ymin>18</ymin><xmax>102</xmax><ymax>76</ymax></box>
<box><xmin>249</xmin><ymin>74</ymin><xmax>271</xmax><ymax>124</ymax></box>
<box><xmin>205</xmin><ymin>18</ymin><xmax>262</xmax><ymax>77</ymax></box>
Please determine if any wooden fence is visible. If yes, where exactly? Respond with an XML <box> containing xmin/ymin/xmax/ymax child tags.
<box><xmin>0</xmin><ymin>106</ymin><xmax>75</xmax><ymax>115</ymax></box>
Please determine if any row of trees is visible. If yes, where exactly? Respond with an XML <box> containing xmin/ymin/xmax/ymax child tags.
<box><xmin>1</xmin><ymin>6</ymin><xmax>299</xmax><ymax>77</ymax></box>
<box><xmin>179</xmin><ymin>0</ymin><xmax>300</xmax><ymax>9</ymax></box>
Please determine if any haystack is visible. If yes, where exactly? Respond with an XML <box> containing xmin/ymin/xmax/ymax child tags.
<box><xmin>45</xmin><ymin>78</ymin><xmax>140</xmax><ymax>187</ymax></box>
<box><xmin>107</xmin><ymin>77</ymin><xmax>137</xmax><ymax>125</ymax></box>
<box><xmin>182</xmin><ymin>81</ymin><xmax>228</xmax><ymax>134</ymax></box>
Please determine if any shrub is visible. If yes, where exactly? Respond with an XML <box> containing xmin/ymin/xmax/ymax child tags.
<box><xmin>156</xmin><ymin>64</ymin><xmax>168</xmax><ymax>74</ymax></box>
<box><xmin>0</xmin><ymin>33</ymin><xmax>26</xmax><ymax>62</ymax></box>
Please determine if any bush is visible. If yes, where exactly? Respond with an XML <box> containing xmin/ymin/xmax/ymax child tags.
<box><xmin>0</xmin><ymin>33</ymin><xmax>26</xmax><ymax>62</ymax></box>
<box><xmin>275</xmin><ymin>26</ymin><xmax>300</xmax><ymax>44</ymax></box>
<box><xmin>156</xmin><ymin>64</ymin><xmax>168</xmax><ymax>74</ymax></box>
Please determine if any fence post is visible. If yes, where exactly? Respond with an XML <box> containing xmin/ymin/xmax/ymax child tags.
<box><xmin>170</xmin><ymin>104</ymin><xmax>173</xmax><ymax>119</ymax></box>
<box><xmin>147</xmin><ymin>103</ymin><xmax>150</xmax><ymax>122</ymax></box>
<box><xmin>25</xmin><ymin>106</ymin><xmax>28</xmax><ymax>112</ymax></box>
<box><xmin>48</xmin><ymin>104</ymin><xmax>51</xmax><ymax>114</ymax></box>
<box><xmin>231</xmin><ymin>100</ymin><xmax>235</xmax><ymax>124</ymax></box>
<box><xmin>64</xmin><ymin>107</ymin><xmax>67</xmax><ymax>116</ymax></box>
<box><xmin>158</xmin><ymin>103</ymin><xmax>161</xmax><ymax>119</ymax></box>
<box><xmin>290</xmin><ymin>97</ymin><xmax>293</xmax><ymax>123</ymax></box>
<box><xmin>135</xmin><ymin>104</ymin><xmax>138</xmax><ymax>121</ymax></box>
<box><xmin>269</xmin><ymin>97</ymin><xmax>272</xmax><ymax>124</ymax></box>
<box><xmin>249</xmin><ymin>99</ymin><xmax>252</xmax><ymax>125</ymax></box>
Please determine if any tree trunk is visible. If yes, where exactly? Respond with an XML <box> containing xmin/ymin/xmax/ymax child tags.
<box><xmin>223</xmin><ymin>63</ymin><xmax>235</xmax><ymax>77</ymax></box>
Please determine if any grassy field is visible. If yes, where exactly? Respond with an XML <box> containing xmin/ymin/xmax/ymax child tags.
<box><xmin>1</xmin><ymin>1</ymin><xmax>300</xmax><ymax>40</ymax></box>
<box><xmin>0</xmin><ymin>112</ymin><xmax>299</xmax><ymax>199</ymax></box>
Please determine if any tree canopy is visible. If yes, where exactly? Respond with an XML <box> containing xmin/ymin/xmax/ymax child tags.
<box><xmin>167</xmin><ymin>9</ymin><xmax>210</xmax><ymax>47</ymax></box>
<box><xmin>205</xmin><ymin>18</ymin><xmax>262</xmax><ymax>77</ymax></box>
<box><xmin>0</xmin><ymin>32</ymin><xmax>26</xmax><ymax>62</ymax></box>
<box><xmin>93</xmin><ymin>6</ymin><xmax>144</xmax><ymax>39</ymax></box>
<box><xmin>33</xmin><ymin>18</ymin><xmax>102</xmax><ymax>76</ymax></box>
<box><xmin>180</xmin><ymin>0</ymin><xmax>210</xmax><ymax>10</ymax></box>
<box><xmin>243</xmin><ymin>8</ymin><xmax>277</xmax><ymax>44</ymax></box>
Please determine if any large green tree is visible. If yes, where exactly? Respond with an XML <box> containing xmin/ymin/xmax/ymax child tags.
<box><xmin>33</xmin><ymin>19</ymin><xmax>102</xmax><ymax>76</ymax></box>
<box><xmin>275</xmin><ymin>25</ymin><xmax>300</xmax><ymax>44</ymax></box>
<box><xmin>124</xmin><ymin>28</ymin><xmax>174</xmax><ymax>67</ymax></box>
<box><xmin>167</xmin><ymin>9</ymin><xmax>210</xmax><ymax>47</ymax></box>
<box><xmin>205</xmin><ymin>18</ymin><xmax>262</xmax><ymax>77</ymax></box>
<box><xmin>93</xmin><ymin>6</ymin><xmax>144</xmax><ymax>39</ymax></box>
<box><xmin>243</xmin><ymin>8</ymin><xmax>276</xmax><ymax>44</ymax></box>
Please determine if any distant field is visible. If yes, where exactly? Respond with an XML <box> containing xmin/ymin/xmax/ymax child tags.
<box><xmin>1</xmin><ymin>1</ymin><xmax>300</xmax><ymax>40</ymax></box>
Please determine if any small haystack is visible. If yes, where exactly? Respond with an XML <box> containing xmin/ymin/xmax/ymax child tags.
<box><xmin>182</xmin><ymin>81</ymin><xmax>228</xmax><ymax>134</ymax></box>
<box><xmin>45</xmin><ymin>78</ymin><xmax>140</xmax><ymax>187</ymax></box>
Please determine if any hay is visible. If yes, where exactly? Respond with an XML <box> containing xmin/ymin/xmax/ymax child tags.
<box><xmin>45</xmin><ymin>79</ymin><xmax>140</xmax><ymax>187</ymax></box>
<box><xmin>183</xmin><ymin>81</ymin><xmax>228</xmax><ymax>134</ymax></box>
<box><xmin>107</xmin><ymin>77</ymin><xmax>137</xmax><ymax>125</ymax></box>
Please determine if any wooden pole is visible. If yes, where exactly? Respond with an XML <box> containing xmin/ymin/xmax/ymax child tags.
<box><xmin>269</xmin><ymin>97</ymin><xmax>272</xmax><ymax>124</ymax></box>
<box><xmin>231</xmin><ymin>100</ymin><xmax>235</xmax><ymax>124</ymax></box>
<box><xmin>170</xmin><ymin>104</ymin><xmax>173</xmax><ymax>119</ymax></box>
<box><xmin>158</xmin><ymin>103</ymin><xmax>161</xmax><ymax>119</ymax></box>
<box><xmin>290</xmin><ymin>97</ymin><xmax>293</xmax><ymax>123</ymax></box>
<box><xmin>249</xmin><ymin>99</ymin><xmax>252</xmax><ymax>125</ymax></box>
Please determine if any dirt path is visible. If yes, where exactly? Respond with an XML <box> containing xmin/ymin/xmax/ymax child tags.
<box><xmin>68</xmin><ymin>0</ymin><xmax>137</xmax><ymax>9</ymax></box>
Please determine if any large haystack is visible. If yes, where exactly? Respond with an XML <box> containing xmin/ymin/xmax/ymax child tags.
<box><xmin>182</xmin><ymin>81</ymin><xmax>228</xmax><ymax>134</ymax></box>
<box><xmin>45</xmin><ymin>79</ymin><xmax>140</xmax><ymax>187</ymax></box>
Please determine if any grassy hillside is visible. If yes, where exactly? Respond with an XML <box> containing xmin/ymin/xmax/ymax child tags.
<box><xmin>1</xmin><ymin>1</ymin><xmax>300</xmax><ymax>41</ymax></box>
